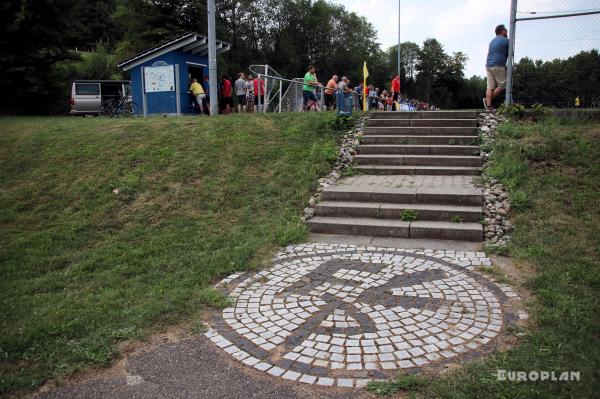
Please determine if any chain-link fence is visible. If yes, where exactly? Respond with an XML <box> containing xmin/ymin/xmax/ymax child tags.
<box><xmin>245</xmin><ymin>68</ymin><xmax>362</xmax><ymax>113</ymax></box>
<box><xmin>511</xmin><ymin>0</ymin><xmax>600</xmax><ymax>108</ymax></box>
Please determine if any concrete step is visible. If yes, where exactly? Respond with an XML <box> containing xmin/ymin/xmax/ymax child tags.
<box><xmin>353</xmin><ymin>165</ymin><xmax>481</xmax><ymax>175</ymax></box>
<box><xmin>355</xmin><ymin>154</ymin><xmax>482</xmax><ymax>167</ymax></box>
<box><xmin>309</xmin><ymin>217</ymin><xmax>410</xmax><ymax>238</ymax></box>
<box><xmin>410</xmin><ymin>221</ymin><xmax>483</xmax><ymax>241</ymax></box>
<box><xmin>308</xmin><ymin>217</ymin><xmax>483</xmax><ymax>241</ymax></box>
<box><xmin>369</xmin><ymin>111</ymin><xmax>478</xmax><ymax>119</ymax></box>
<box><xmin>315</xmin><ymin>201</ymin><xmax>482</xmax><ymax>222</ymax></box>
<box><xmin>321</xmin><ymin>186</ymin><xmax>483</xmax><ymax>206</ymax></box>
<box><xmin>364</xmin><ymin>127</ymin><xmax>478</xmax><ymax>136</ymax></box>
<box><xmin>362</xmin><ymin>135</ymin><xmax>479</xmax><ymax>145</ymax></box>
<box><xmin>368</xmin><ymin>119</ymin><xmax>478</xmax><ymax>128</ymax></box>
<box><xmin>358</xmin><ymin>145</ymin><xmax>480</xmax><ymax>156</ymax></box>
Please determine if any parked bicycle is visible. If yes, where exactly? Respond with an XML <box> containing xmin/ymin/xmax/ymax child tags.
<box><xmin>101</xmin><ymin>95</ymin><xmax>137</xmax><ymax>117</ymax></box>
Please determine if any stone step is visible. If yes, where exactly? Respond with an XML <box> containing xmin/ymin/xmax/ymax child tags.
<box><xmin>315</xmin><ymin>201</ymin><xmax>482</xmax><ymax>222</ymax></box>
<box><xmin>321</xmin><ymin>186</ymin><xmax>482</xmax><ymax>206</ymax></box>
<box><xmin>353</xmin><ymin>165</ymin><xmax>481</xmax><ymax>175</ymax></box>
<box><xmin>369</xmin><ymin>111</ymin><xmax>478</xmax><ymax>119</ymax></box>
<box><xmin>355</xmin><ymin>154</ymin><xmax>482</xmax><ymax>167</ymax></box>
<box><xmin>358</xmin><ymin>144</ymin><xmax>480</xmax><ymax>156</ymax></box>
<box><xmin>368</xmin><ymin>118</ymin><xmax>478</xmax><ymax>128</ymax></box>
<box><xmin>363</xmin><ymin>135</ymin><xmax>479</xmax><ymax>145</ymax></box>
<box><xmin>364</xmin><ymin>127</ymin><xmax>478</xmax><ymax>136</ymax></box>
<box><xmin>308</xmin><ymin>217</ymin><xmax>483</xmax><ymax>241</ymax></box>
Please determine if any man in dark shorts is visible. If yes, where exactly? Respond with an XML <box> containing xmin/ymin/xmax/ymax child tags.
<box><xmin>234</xmin><ymin>72</ymin><xmax>247</xmax><ymax>113</ymax></box>
<box><xmin>324</xmin><ymin>75</ymin><xmax>338</xmax><ymax>110</ymax></box>
<box><xmin>219</xmin><ymin>75</ymin><xmax>233</xmax><ymax>115</ymax></box>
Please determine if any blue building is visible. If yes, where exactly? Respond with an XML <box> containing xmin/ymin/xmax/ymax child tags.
<box><xmin>117</xmin><ymin>32</ymin><xmax>230</xmax><ymax>116</ymax></box>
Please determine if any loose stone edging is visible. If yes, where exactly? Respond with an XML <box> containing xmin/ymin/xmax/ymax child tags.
<box><xmin>205</xmin><ymin>243</ymin><xmax>526</xmax><ymax>389</ymax></box>
<box><xmin>477</xmin><ymin>113</ymin><xmax>512</xmax><ymax>250</ymax></box>
<box><xmin>302</xmin><ymin>117</ymin><xmax>367</xmax><ymax>222</ymax></box>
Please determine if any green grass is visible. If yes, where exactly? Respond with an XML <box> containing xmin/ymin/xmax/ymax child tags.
<box><xmin>0</xmin><ymin>113</ymin><xmax>346</xmax><ymax>395</ymax></box>
<box><xmin>399</xmin><ymin>209</ymin><xmax>419</xmax><ymax>222</ymax></box>
<box><xmin>372</xmin><ymin>117</ymin><xmax>600</xmax><ymax>397</ymax></box>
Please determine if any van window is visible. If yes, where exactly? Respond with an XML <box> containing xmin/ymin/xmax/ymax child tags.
<box><xmin>75</xmin><ymin>83</ymin><xmax>100</xmax><ymax>95</ymax></box>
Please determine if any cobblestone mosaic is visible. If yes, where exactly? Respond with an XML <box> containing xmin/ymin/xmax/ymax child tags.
<box><xmin>206</xmin><ymin>243</ymin><xmax>523</xmax><ymax>388</ymax></box>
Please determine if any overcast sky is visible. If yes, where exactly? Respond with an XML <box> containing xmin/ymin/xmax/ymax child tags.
<box><xmin>331</xmin><ymin>0</ymin><xmax>600</xmax><ymax>78</ymax></box>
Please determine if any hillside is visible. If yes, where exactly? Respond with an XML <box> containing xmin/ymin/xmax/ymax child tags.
<box><xmin>0</xmin><ymin>113</ymin><xmax>343</xmax><ymax>394</ymax></box>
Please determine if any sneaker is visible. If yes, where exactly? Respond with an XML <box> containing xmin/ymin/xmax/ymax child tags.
<box><xmin>482</xmin><ymin>98</ymin><xmax>490</xmax><ymax>111</ymax></box>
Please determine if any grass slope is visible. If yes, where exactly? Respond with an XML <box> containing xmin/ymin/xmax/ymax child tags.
<box><xmin>0</xmin><ymin>113</ymin><xmax>344</xmax><ymax>394</ymax></box>
<box><xmin>370</xmin><ymin>117</ymin><xmax>600</xmax><ymax>398</ymax></box>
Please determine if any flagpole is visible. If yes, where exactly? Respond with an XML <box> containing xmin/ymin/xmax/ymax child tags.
<box><xmin>397</xmin><ymin>0</ymin><xmax>401</xmax><ymax>77</ymax></box>
<box><xmin>363</xmin><ymin>61</ymin><xmax>368</xmax><ymax>112</ymax></box>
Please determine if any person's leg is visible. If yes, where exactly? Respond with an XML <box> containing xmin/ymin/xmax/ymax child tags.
<box><xmin>302</xmin><ymin>91</ymin><xmax>309</xmax><ymax>111</ymax></box>
<box><xmin>491</xmin><ymin>67</ymin><xmax>507</xmax><ymax>103</ymax></box>
<box><xmin>485</xmin><ymin>67</ymin><xmax>497</xmax><ymax>108</ymax></box>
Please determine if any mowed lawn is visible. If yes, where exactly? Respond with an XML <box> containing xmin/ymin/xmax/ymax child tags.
<box><xmin>0</xmin><ymin>113</ymin><xmax>344</xmax><ymax>394</ymax></box>
<box><xmin>369</xmin><ymin>117</ymin><xmax>600</xmax><ymax>398</ymax></box>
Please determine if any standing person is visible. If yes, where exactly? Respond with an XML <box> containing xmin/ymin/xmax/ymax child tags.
<box><xmin>253</xmin><ymin>76</ymin><xmax>265</xmax><ymax>112</ymax></box>
<box><xmin>246</xmin><ymin>75</ymin><xmax>255</xmax><ymax>113</ymax></box>
<box><xmin>188</xmin><ymin>78</ymin><xmax>205</xmax><ymax>115</ymax></box>
<box><xmin>355</xmin><ymin>82</ymin><xmax>364</xmax><ymax>111</ymax></box>
<box><xmin>235</xmin><ymin>73</ymin><xmax>247</xmax><ymax>113</ymax></box>
<box><xmin>324</xmin><ymin>75</ymin><xmax>338</xmax><ymax>110</ymax></box>
<box><xmin>484</xmin><ymin>24</ymin><xmax>509</xmax><ymax>112</ymax></box>
<box><xmin>202</xmin><ymin>76</ymin><xmax>211</xmax><ymax>114</ymax></box>
<box><xmin>302</xmin><ymin>65</ymin><xmax>320</xmax><ymax>111</ymax></box>
<box><xmin>575</xmin><ymin>96</ymin><xmax>581</xmax><ymax>108</ymax></box>
<box><xmin>220</xmin><ymin>75</ymin><xmax>234</xmax><ymax>115</ymax></box>
<box><xmin>391</xmin><ymin>73</ymin><xmax>401</xmax><ymax>111</ymax></box>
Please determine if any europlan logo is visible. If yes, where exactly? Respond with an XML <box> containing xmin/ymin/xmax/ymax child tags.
<box><xmin>497</xmin><ymin>370</ymin><xmax>581</xmax><ymax>382</ymax></box>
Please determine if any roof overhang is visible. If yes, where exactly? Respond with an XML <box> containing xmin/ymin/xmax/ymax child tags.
<box><xmin>117</xmin><ymin>32</ymin><xmax>231</xmax><ymax>71</ymax></box>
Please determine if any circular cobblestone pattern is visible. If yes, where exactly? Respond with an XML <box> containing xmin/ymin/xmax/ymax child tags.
<box><xmin>206</xmin><ymin>244</ymin><xmax>522</xmax><ymax>388</ymax></box>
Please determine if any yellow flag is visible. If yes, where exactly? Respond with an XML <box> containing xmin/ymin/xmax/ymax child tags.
<box><xmin>363</xmin><ymin>61</ymin><xmax>369</xmax><ymax>112</ymax></box>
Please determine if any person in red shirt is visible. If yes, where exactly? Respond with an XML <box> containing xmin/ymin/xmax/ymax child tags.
<box><xmin>219</xmin><ymin>75</ymin><xmax>234</xmax><ymax>115</ymax></box>
<box><xmin>391</xmin><ymin>73</ymin><xmax>401</xmax><ymax>111</ymax></box>
<box><xmin>253</xmin><ymin>77</ymin><xmax>266</xmax><ymax>112</ymax></box>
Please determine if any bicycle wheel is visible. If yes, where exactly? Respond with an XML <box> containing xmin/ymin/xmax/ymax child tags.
<box><xmin>101</xmin><ymin>101</ymin><xmax>115</xmax><ymax>117</ymax></box>
<box><xmin>122</xmin><ymin>101</ymin><xmax>137</xmax><ymax>117</ymax></box>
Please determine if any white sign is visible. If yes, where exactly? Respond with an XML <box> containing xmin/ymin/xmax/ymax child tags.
<box><xmin>144</xmin><ymin>64</ymin><xmax>175</xmax><ymax>93</ymax></box>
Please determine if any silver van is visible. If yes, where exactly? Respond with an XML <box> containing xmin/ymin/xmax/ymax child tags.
<box><xmin>70</xmin><ymin>80</ymin><xmax>131</xmax><ymax>115</ymax></box>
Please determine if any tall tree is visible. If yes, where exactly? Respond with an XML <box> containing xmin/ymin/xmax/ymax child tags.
<box><xmin>416</xmin><ymin>38</ymin><xmax>448</xmax><ymax>103</ymax></box>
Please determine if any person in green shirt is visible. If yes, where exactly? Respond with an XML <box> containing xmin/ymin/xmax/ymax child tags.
<box><xmin>302</xmin><ymin>65</ymin><xmax>320</xmax><ymax>111</ymax></box>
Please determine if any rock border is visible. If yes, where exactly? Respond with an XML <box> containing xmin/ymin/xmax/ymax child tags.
<box><xmin>477</xmin><ymin>113</ymin><xmax>512</xmax><ymax>250</ymax></box>
<box><xmin>302</xmin><ymin>116</ymin><xmax>367</xmax><ymax>222</ymax></box>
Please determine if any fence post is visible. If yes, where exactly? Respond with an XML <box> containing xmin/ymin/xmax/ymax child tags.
<box><xmin>505</xmin><ymin>0</ymin><xmax>518</xmax><ymax>106</ymax></box>
<box><xmin>278</xmin><ymin>80</ymin><xmax>282</xmax><ymax>113</ymax></box>
<box><xmin>263</xmin><ymin>65</ymin><xmax>269</xmax><ymax>113</ymax></box>
<box><xmin>319</xmin><ymin>85</ymin><xmax>325</xmax><ymax>111</ymax></box>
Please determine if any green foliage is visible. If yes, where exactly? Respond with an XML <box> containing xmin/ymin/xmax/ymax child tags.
<box><xmin>531</xmin><ymin>103</ymin><xmax>551</xmax><ymax>119</ymax></box>
<box><xmin>0</xmin><ymin>113</ymin><xmax>343</xmax><ymax>394</ymax></box>
<box><xmin>497</xmin><ymin>103</ymin><xmax>526</xmax><ymax>118</ymax></box>
<box><xmin>426</xmin><ymin>117</ymin><xmax>600</xmax><ymax>399</ymax></box>
<box><xmin>343</xmin><ymin>166</ymin><xmax>362</xmax><ymax>177</ymax></box>
<box><xmin>367</xmin><ymin>375</ymin><xmax>429</xmax><ymax>396</ymax></box>
<box><xmin>450</xmin><ymin>215</ymin><xmax>464</xmax><ymax>223</ymax></box>
<box><xmin>329</xmin><ymin>116</ymin><xmax>355</xmax><ymax>132</ymax></box>
<box><xmin>513</xmin><ymin>50</ymin><xmax>600</xmax><ymax>107</ymax></box>
<box><xmin>399</xmin><ymin>209</ymin><xmax>419</xmax><ymax>221</ymax></box>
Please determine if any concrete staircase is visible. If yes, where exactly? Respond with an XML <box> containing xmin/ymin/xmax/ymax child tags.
<box><xmin>309</xmin><ymin>111</ymin><xmax>484</xmax><ymax>242</ymax></box>
<box><xmin>356</xmin><ymin>111</ymin><xmax>481</xmax><ymax>175</ymax></box>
